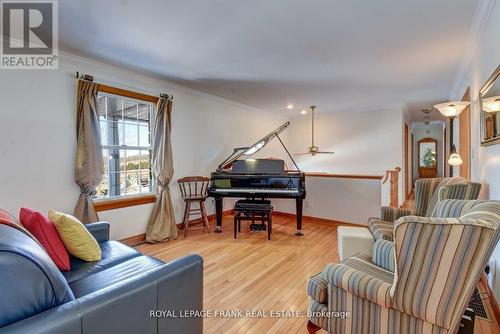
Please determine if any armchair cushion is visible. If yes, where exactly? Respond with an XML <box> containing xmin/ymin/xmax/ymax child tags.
<box><xmin>324</xmin><ymin>254</ymin><xmax>393</xmax><ymax>307</ymax></box>
<box><xmin>307</xmin><ymin>273</ymin><xmax>328</xmax><ymax>303</ymax></box>
<box><xmin>367</xmin><ymin>218</ymin><xmax>394</xmax><ymax>241</ymax></box>
<box><xmin>372</xmin><ymin>239</ymin><xmax>395</xmax><ymax>272</ymax></box>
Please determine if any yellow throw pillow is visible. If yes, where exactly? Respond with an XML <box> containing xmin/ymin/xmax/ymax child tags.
<box><xmin>48</xmin><ymin>210</ymin><xmax>101</xmax><ymax>262</ymax></box>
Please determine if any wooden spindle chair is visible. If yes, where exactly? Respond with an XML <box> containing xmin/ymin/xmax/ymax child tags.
<box><xmin>177</xmin><ymin>176</ymin><xmax>211</xmax><ymax>237</ymax></box>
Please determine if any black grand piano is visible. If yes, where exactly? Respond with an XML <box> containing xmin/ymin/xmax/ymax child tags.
<box><xmin>208</xmin><ymin>122</ymin><xmax>306</xmax><ymax>236</ymax></box>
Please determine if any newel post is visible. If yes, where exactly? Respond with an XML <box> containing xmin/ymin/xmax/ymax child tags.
<box><xmin>382</xmin><ymin>167</ymin><xmax>401</xmax><ymax>208</ymax></box>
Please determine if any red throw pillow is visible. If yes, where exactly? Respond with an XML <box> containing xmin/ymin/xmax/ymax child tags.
<box><xmin>19</xmin><ymin>208</ymin><xmax>71</xmax><ymax>271</ymax></box>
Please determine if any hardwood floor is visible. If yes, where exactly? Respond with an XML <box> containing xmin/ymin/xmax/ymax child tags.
<box><xmin>137</xmin><ymin>214</ymin><xmax>500</xmax><ymax>334</ymax></box>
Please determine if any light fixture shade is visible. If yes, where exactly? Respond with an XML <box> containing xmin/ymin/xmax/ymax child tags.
<box><xmin>483</xmin><ymin>96</ymin><xmax>500</xmax><ymax>113</ymax></box>
<box><xmin>434</xmin><ymin>101</ymin><xmax>470</xmax><ymax>117</ymax></box>
<box><xmin>448</xmin><ymin>152</ymin><xmax>463</xmax><ymax>166</ymax></box>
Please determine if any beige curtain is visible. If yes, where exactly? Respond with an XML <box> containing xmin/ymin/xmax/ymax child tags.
<box><xmin>146</xmin><ymin>98</ymin><xmax>177</xmax><ymax>242</ymax></box>
<box><xmin>74</xmin><ymin>80</ymin><xmax>103</xmax><ymax>223</ymax></box>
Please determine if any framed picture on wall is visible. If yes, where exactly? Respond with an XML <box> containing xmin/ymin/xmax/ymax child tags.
<box><xmin>480</xmin><ymin>65</ymin><xmax>500</xmax><ymax>146</ymax></box>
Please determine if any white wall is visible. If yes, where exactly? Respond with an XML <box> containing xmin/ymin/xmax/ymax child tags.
<box><xmin>282</xmin><ymin>108</ymin><xmax>404</xmax><ymax>207</ymax></box>
<box><xmin>272</xmin><ymin>176</ymin><xmax>381</xmax><ymax>225</ymax></box>
<box><xmin>412</xmin><ymin>124</ymin><xmax>445</xmax><ymax>179</ymax></box>
<box><xmin>453</xmin><ymin>0</ymin><xmax>500</xmax><ymax>301</ymax></box>
<box><xmin>0</xmin><ymin>53</ymin><xmax>286</xmax><ymax>240</ymax></box>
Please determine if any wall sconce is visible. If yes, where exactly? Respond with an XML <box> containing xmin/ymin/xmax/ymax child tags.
<box><xmin>434</xmin><ymin>100</ymin><xmax>470</xmax><ymax>175</ymax></box>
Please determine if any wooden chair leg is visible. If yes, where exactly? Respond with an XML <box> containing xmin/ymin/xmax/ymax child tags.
<box><xmin>268</xmin><ymin>213</ymin><xmax>272</xmax><ymax>240</ymax></box>
<box><xmin>233</xmin><ymin>214</ymin><xmax>238</xmax><ymax>239</ymax></box>
<box><xmin>307</xmin><ymin>320</ymin><xmax>321</xmax><ymax>333</ymax></box>
<box><xmin>200</xmin><ymin>201</ymin><xmax>210</xmax><ymax>233</ymax></box>
<box><xmin>184</xmin><ymin>202</ymin><xmax>191</xmax><ymax>237</ymax></box>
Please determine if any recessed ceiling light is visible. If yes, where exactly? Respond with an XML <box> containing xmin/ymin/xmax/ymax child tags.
<box><xmin>301</xmin><ymin>109</ymin><xmax>307</xmax><ymax>114</ymax></box>
<box><xmin>286</xmin><ymin>104</ymin><xmax>295</xmax><ymax>110</ymax></box>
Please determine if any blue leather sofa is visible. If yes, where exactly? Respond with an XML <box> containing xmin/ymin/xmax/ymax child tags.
<box><xmin>0</xmin><ymin>221</ymin><xmax>203</xmax><ymax>334</ymax></box>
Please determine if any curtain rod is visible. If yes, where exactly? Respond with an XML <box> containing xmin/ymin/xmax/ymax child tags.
<box><xmin>75</xmin><ymin>71</ymin><xmax>174</xmax><ymax>100</ymax></box>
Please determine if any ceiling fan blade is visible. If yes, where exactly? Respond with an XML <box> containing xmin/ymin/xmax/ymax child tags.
<box><xmin>316</xmin><ymin>151</ymin><xmax>335</xmax><ymax>154</ymax></box>
<box><xmin>294</xmin><ymin>152</ymin><xmax>312</xmax><ymax>156</ymax></box>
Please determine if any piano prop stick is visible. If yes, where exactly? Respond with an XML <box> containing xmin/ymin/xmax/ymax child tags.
<box><xmin>208</xmin><ymin>122</ymin><xmax>306</xmax><ymax>236</ymax></box>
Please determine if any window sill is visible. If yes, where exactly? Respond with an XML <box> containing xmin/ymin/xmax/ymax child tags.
<box><xmin>94</xmin><ymin>194</ymin><xmax>157</xmax><ymax>212</ymax></box>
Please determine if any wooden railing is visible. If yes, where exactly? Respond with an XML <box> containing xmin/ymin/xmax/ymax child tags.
<box><xmin>382</xmin><ymin>167</ymin><xmax>401</xmax><ymax>208</ymax></box>
<box><xmin>304</xmin><ymin>172</ymin><xmax>383</xmax><ymax>180</ymax></box>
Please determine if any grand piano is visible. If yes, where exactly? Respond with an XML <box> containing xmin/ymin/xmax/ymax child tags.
<box><xmin>208</xmin><ymin>122</ymin><xmax>306</xmax><ymax>236</ymax></box>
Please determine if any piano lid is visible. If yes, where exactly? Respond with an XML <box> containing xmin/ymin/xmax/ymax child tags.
<box><xmin>217</xmin><ymin>121</ymin><xmax>301</xmax><ymax>172</ymax></box>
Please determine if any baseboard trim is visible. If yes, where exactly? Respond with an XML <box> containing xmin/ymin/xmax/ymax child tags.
<box><xmin>120</xmin><ymin>210</ymin><xmax>365</xmax><ymax>246</ymax></box>
<box><xmin>120</xmin><ymin>210</ymin><xmax>234</xmax><ymax>246</ymax></box>
<box><xmin>120</xmin><ymin>233</ymin><xmax>146</xmax><ymax>246</ymax></box>
<box><xmin>273</xmin><ymin>211</ymin><xmax>366</xmax><ymax>228</ymax></box>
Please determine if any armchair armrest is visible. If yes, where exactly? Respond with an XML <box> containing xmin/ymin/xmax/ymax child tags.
<box><xmin>75</xmin><ymin>254</ymin><xmax>203</xmax><ymax>334</ymax></box>
<box><xmin>372</xmin><ymin>239</ymin><xmax>395</xmax><ymax>272</ymax></box>
<box><xmin>380</xmin><ymin>206</ymin><xmax>414</xmax><ymax>222</ymax></box>
<box><xmin>323</xmin><ymin>258</ymin><xmax>393</xmax><ymax>308</ymax></box>
<box><xmin>84</xmin><ymin>222</ymin><xmax>110</xmax><ymax>242</ymax></box>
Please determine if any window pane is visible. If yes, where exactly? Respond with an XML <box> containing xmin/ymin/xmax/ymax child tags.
<box><xmin>123</xmin><ymin>101</ymin><xmax>138</xmax><ymax>121</ymax></box>
<box><xmin>124</xmin><ymin>122</ymin><xmax>138</xmax><ymax>146</ymax></box>
<box><xmin>140</xmin><ymin>150</ymin><xmax>151</xmax><ymax>171</ymax></box>
<box><xmin>107</xmin><ymin>97</ymin><xmax>123</xmax><ymax>121</ymax></box>
<box><xmin>125</xmin><ymin>172</ymin><xmax>140</xmax><ymax>195</ymax></box>
<box><xmin>139</xmin><ymin>125</ymin><xmax>150</xmax><ymax>146</ymax></box>
<box><xmin>109</xmin><ymin>172</ymin><xmax>120</xmax><ymax>197</ymax></box>
<box><xmin>141</xmin><ymin>171</ymin><xmax>152</xmax><ymax>193</ymax></box>
<box><xmin>138</xmin><ymin>104</ymin><xmax>150</xmax><ymax>122</ymax></box>
<box><xmin>98</xmin><ymin>96</ymin><xmax>107</xmax><ymax>120</ymax></box>
<box><xmin>100</xmin><ymin>121</ymin><xmax>109</xmax><ymax>146</ymax></box>
<box><xmin>102</xmin><ymin>149</ymin><xmax>109</xmax><ymax>173</ymax></box>
<box><xmin>119</xmin><ymin>149</ymin><xmax>127</xmax><ymax>172</ymax></box>
<box><xmin>125</xmin><ymin>150</ymin><xmax>140</xmax><ymax>171</ymax></box>
<box><xmin>96</xmin><ymin>174</ymin><xmax>109</xmax><ymax>198</ymax></box>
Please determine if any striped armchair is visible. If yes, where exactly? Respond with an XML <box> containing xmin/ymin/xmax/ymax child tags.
<box><xmin>307</xmin><ymin>200</ymin><xmax>500</xmax><ymax>334</ymax></box>
<box><xmin>368</xmin><ymin>177</ymin><xmax>481</xmax><ymax>241</ymax></box>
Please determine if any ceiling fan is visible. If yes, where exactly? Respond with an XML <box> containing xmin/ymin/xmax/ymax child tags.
<box><xmin>295</xmin><ymin>106</ymin><xmax>335</xmax><ymax>156</ymax></box>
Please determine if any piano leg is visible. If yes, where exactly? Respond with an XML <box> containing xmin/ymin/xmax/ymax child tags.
<box><xmin>214</xmin><ymin>197</ymin><xmax>223</xmax><ymax>233</ymax></box>
<box><xmin>295</xmin><ymin>198</ymin><xmax>304</xmax><ymax>236</ymax></box>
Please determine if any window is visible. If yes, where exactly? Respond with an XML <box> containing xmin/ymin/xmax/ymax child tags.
<box><xmin>95</xmin><ymin>92</ymin><xmax>155</xmax><ymax>200</ymax></box>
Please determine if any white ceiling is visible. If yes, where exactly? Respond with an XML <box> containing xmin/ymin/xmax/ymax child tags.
<box><xmin>59</xmin><ymin>0</ymin><xmax>479</xmax><ymax>117</ymax></box>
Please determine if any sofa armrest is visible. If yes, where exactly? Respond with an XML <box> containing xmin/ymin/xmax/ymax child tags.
<box><xmin>85</xmin><ymin>222</ymin><xmax>110</xmax><ymax>242</ymax></box>
<box><xmin>0</xmin><ymin>300</ymin><xmax>81</xmax><ymax>334</ymax></box>
<box><xmin>372</xmin><ymin>239</ymin><xmax>395</xmax><ymax>272</ymax></box>
<box><xmin>75</xmin><ymin>254</ymin><xmax>203</xmax><ymax>334</ymax></box>
<box><xmin>380</xmin><ymin>206</ymin><xmax>414</xmax><ymax>222</ymax></box>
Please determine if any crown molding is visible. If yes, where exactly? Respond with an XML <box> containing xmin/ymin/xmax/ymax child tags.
<box><xmin>450</xmin><ymin>0</ymin><xmax>497</xmax><ymax>99</ymax></box>
<box><xmin>58</xmin><ymin>50</ymin><xmax>286</xmax><ymax>121</ymax></box>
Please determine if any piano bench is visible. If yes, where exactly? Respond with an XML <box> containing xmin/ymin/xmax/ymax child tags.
<box><xmin>233</xmin><ymin>200</ymin><xmax>273</xmax><ymax>240</ymax></box>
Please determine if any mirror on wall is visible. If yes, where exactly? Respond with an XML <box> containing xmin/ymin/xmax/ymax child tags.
<box><xmin>481</xmin><ymin>65</ymin><xmax>500</xmax><ymax>146</ymax></box>
<box><xmin>418</xmin><ymin>138</ymin><xmax>438</xmax><ymax>178</ymax></box>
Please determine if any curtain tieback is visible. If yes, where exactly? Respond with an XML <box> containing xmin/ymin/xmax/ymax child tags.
<box><xmin>81</xmin><ymin>189</ymin><xmax>96</xmax><ymax>196</ymax></box>
<box><xmin>158</xmin><ymin>180</ymin><xmax>170</xmax><ymax>189</ymax></box>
